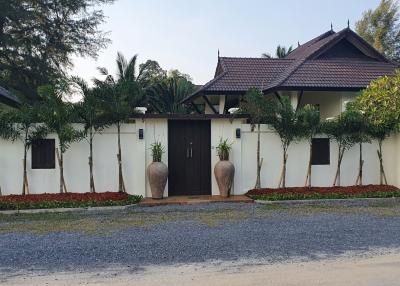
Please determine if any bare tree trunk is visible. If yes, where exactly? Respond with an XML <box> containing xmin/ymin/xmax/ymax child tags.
<box><xmin>89</xmin><ymin>128</ymin><xmax>95</xmax><ymax>193</ymax></box>
<box><xmin>305</xmin><ymin>140</ymin><xmax>312</xmax><ymax>187</ymax></box>
<box><xmin>56</xmin><ymin>148</ymin><xmax>68</xmax><ymax>193</ymax></box>
<box><xmin>377</xmin><ymin>140</ymin><xmax>387</xmax><ymax>185</ymax></box>
<box><xmin>22</xmin><ymin>142</ymin><xmax>29</xmax><ymax>195</ymax></box>
<box><xmin>117</xmin><ymin>122</ymin><xmax>126</xmax><ymax>193</ymax></box>
<box><xmin>279</xmin><ymin>145</ymin><xmax>288</xmax><ymax>188</ymax></box>
<box><xmin>333</xmin><ymin>146</ymin><xmax>344</xmax><ymax>187</ymax></box>
<box><xmin>254</xmin><ymin>123</ymin><xmax>263</xmax><ymax>189</ymax></box>
<box><xmin>355</xmin><ymin>143</ymin><xmax>364</xmax><ymax>185</ymax></box>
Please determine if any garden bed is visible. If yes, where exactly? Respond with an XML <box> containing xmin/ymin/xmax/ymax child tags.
<box><xmin>0</xmin><ymin>192</ymin><xmax>142</xmax><ymax>211</ymax></box>
<box><xmin>247</xmin><ymin>185</ymin><xmax>400</xmax><ymax>201</ymax></box>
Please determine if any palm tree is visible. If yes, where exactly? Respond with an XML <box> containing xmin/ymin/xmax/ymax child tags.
<box><xmin>269</xmin><ymin>97</ymin><xmax>303</xmax><ymax>188</ymax></box>
<box><xmin>262</xmin><ymin>45</ymin><xmax>293</xmax><ymax>58</ymax></box>
<box><xmin>298</xmin><ymin>105</ymin><xmax>320</xmax><ymax>187</ymax></box>
<box><xmin>39</xmin><ymin>85</ymin><xmax>84</xmax><ymax>194</ymax></box>
<box><xmin>95</xmin><ymin>52</ymin><xmax>145</xmax><ymax>193</ymax></box>
<box><xmin>73</xmin><ymin>77</ymin><xmax>108</xmax><ymax>193</ymax></box>
<box><xmin>240</xmin><ymin>88</ymin><xmax>277</xmax><ymax>189</ymax></box>
<box><xmin>1</xmin><ymin>103</ymin><xmax>48</xmax><ymax>195</ymax></box>
<box><xmin>148</xmin><ymin>75</ymin><xmax>195</xmax><ymax>114</ymax></box>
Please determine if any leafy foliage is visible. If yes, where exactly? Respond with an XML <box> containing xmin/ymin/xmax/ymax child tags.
<box><xmin>262</xmin><ymin>45</ymin><xmax>293</xmax><ymax>58</ymax></box>
<box><xmin>147</xmin><ymin>75</ymin><xmax>195</xmax><ymax>114</ymax></box>
<box><xmin>216</xmin><ymin>139</ymin><xmax>233</xmax><ymax>161</ymax></box>
<box><xmin>150</xmin><ymin>141</ymin><xmax>165</xmax><ymax>163</ymax></box>
<box><xmin>0</xmin><ymin>0</ymin><xmax>114</xmax><ymax>101</ymax></box>
<box><xmin>38</xmin><ymin>85</ymin><xmax>84</xmax><ymax>154</ymax></box>
<box><xmin>356</xmin><ymin>0</ymin><xmax>400</xmax><ymax>61</ymax></box>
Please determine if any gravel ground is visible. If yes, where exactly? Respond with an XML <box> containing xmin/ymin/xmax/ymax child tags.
<box><xmin>1</xmin><ymin>202</ymin><xmax>400</xmax><ymax>276</ymax></box>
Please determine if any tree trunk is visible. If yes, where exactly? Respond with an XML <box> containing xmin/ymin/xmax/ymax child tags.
<box><xmin>89</xmin><ymin>129</ymin><xmax>95</xmax><ymax>193</ymax></box>
<box><xmin>333</xmin><ymin>146</ymin><xmax>344</xmax><ymax>187</ymax></box>
<box><xmin>254</xmin><ymin>123</ymin><xmax>262</xmax><ymax>189</ymax></box>
<box><xmin>117</xmin><ymin>122</ymin><xmax>126</xmax><ymax>193</ymax></box>
<box><xmin>22</xmin><ymin>142</ymin><xmax>29</xmax><ymax>195</ymax></box>
<box><xmin>22</xmin><ymin>128</ymin><xmax>29</xmax><ymax>195</ymax></box>
<box><xmin>279</xmin><ymin>145</ymin><xmax>288</xmax><ymax>188</ymax></box>
<box><xmin>305</xmin><ymin>140</ymin><xmax>312</xmax><ymax>187</ymax></box>
<box><xmin>355</xmin><ymin>143</ymin><xmax>364</xmax><ymax>185</ymax></box>
<box><xmin>56</xmin><ymin>148</ymin><xmax>68</xmax><ymax>193</ymax></box>
<box><xmin>377</xmin><ymin>140</ymin><xmax>387</xmax><ymax>185</ymax></box>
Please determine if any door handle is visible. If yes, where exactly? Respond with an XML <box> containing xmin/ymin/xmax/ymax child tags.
<box><xmin>190</xmin><ymin>147</ymin><xmax>193</xmax><ymax>158</ymax></box>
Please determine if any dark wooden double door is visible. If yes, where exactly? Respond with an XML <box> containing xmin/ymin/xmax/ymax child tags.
<box><xmin>168</xmin><ymin>120</ymin><xmax>211</xmax><ymax>196</ymax></box>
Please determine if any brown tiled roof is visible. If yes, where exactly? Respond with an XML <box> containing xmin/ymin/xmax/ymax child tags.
<box><xmin>280</xmin><ymin>59</ymin><xmax>399</xmax><ymax>89</ymax></box>
<box><xmin>183</xmin><ymin>28</ymin><xmax>399</xmax><ymax>103</ymax></box>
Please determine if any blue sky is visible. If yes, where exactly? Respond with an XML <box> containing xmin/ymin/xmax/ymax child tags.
<box><xmin>71</xmin><ymin>0</ymin><xmax>381</xmax><ymax>85</ymax></box>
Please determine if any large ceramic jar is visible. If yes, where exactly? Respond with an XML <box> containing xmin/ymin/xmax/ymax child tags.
<box><xmin>214</xmin><ymin>160</ymin><xmax>235</xmax><ymax>197</ymax></box>
<box><xmin>147</xmin><ymin>162</ymin><xmax>168</xmax><ymax>199</ymax></box>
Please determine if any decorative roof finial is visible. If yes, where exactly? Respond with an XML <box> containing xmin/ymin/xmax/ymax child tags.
<box><xmin>298</xmin><ymin>41</ymin><xmax>300</xmax><ymax>47</ymax></box>
<box><xmin>347</xmin><ymin>19</ymin><xmax>350</xmax><ymax>28</ymax></box>
<box><xmin>218</xmin><ymin>49</ymin><xmax>220</xmax><ymax>59</ymax></box>
<box><xmin>331</xmin><ymin>22</ymin><xmax>333</xmax><ymax>31</ymax></box>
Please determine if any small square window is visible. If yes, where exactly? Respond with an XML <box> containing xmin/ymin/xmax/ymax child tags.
<box><xmin>311</xmin><ymin>138</ymin><xmax>330</xmax><ymax>165</ymax></box>
<box><xmin>32</xmin><ymin>139</ymin><xmax>55</xmax><ymax>169</ymax></box>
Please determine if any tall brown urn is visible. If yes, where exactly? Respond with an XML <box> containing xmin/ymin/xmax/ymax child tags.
<box><xmin>147</xmin><ymin>162</ymin><xmax>168</xmax><ymax>199</ymax></box>
<box><xmin>214</xmin><ymin>160</ymin><xmax>235</xmax><ymax>197</ymax></box>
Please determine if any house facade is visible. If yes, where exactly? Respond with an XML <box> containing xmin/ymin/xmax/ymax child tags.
<box><xmin>0</xmin><ymin>28</ymin><xmax>399</xmax><ymax>197</ymax></box>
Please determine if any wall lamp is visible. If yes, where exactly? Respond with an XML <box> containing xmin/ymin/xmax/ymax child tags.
<box><xmin>138</xmin><ymin>129</ymin><xmax>144</xmax><ymax>140</ymax></box>
<box><xmin>235</xmin><ymin>128</ymin><xmax>241</xmax><ymax>139</ymax></box>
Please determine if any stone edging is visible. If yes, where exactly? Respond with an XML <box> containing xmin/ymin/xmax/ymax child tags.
<box><xmin>0</xmin><ymin>204</ymin><xmax>138</xmax><ymax>215</ymax></box>
<box><xmin>254</xmin><ymin>197</ymin><xmax>400</xmax><ymax>206</ymax></box>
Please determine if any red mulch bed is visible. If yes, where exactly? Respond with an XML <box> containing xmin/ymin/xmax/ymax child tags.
<box><xmin>247</xmin><ymin>184</ymin><xmax>399</xmax><ymax>196</ymax></box>
<box><xmin>0</xmin><ymin>192</ymin><xmax>128</xmax><ymax>203</ymax></box>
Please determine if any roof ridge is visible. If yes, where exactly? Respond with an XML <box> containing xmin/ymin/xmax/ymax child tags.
<box><xmin>219</xmin><ymin>56</ymin><xmax>294</xmax><ymax>61</ymax></box>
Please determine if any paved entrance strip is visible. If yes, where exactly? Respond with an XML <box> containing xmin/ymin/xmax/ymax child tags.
<box><xmin>139</xmin><ymin>195</ymin><xmax>253</xmax><ymax>206</ymax></box>
<box><xmin>1</xmin><ymin>201</ymin><xmax>400</xmax><ymax>285</ymax></box>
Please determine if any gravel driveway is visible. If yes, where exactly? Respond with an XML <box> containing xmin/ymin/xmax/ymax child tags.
<box><xmin>1</xmin><ymin>202</ymin><xmax>400</xmax><ymax>276</ymax></box>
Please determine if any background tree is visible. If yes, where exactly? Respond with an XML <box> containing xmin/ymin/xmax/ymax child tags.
<box><xmin>39</xmin><ymin>85</ymin><xmax>84</xmax><ymax>194</ymax></box>
<box><xmin>269</xmin><ymin>96</ymin><xmax>303</xmax><ymax>188</ymax></box>
<box><xmin>240</xmin><ymin>88</ymin><xmax>277</xmax><ymax>189</ymax></box>
<box><xmin>354</xmin><ymin>71</ymin><xmax>400</xmax><ymax>184</ymax></box>
<box><xmin>0</xmin><ymin>0</ymin><xmax>114</xmax><ymax>101</ymax></box>
<box><xmin>95</xmin><ymin>53</ymin><xmax>144</xmax><ymax>193</ymax></box>
<box><xmin>298</xmin><ymin>105</ymin><xmax>320</xmax><ymax>187</ymax></box>
<box><xmin>73</xmin><ymin>78</ymin><xmax>108</xmax><ymax>193</ymax></box>
<box><xmin>322</xmin><ymin>110</ymin><xmax>362</xmax><ymax>186</ymax></box>
<box><xmin>262</xmin><ymin>45</ymin><xmax>293</xmax><ymax>59</ymax></box>
<box><xmin>1</xmin><ymin>103</ymin><xmax>47</xmax><ymax>195</ymax></box>
<box><xmin>147</xmin><ymin>74</ymin><xmax>195</xmax><ymax>114</ymax></box>
<box><xmin>356</xmin><ymin>0</ymin><xmax>400</xmax><ymax>61</ymax></box>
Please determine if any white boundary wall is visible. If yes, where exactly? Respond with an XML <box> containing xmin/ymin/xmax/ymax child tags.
<box><xmin>1</xmin><ymin>118</ymin><xmax>399</xmax><ymax>196</ymax></box>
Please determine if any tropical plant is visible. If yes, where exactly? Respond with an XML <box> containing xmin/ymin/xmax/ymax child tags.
<box><xmin>298</xmin><ymin>105</ymin><xmax>320</xmax><ymax>187</ymax></box>
<box><xmin>95</xmin><ymin>52</ymin><xmax>145</xmax><ymax>193</ymax></box>
<box><xmin>356</xmin><ymin>0</ymin><xmax>400</xmax><ymax>61</ymax></box>
<box><xmin>269</xmin><ymin>96</ymin><xmax>303</xmax><ymax>188</ymax></box>
<box><xmin>38</xmin><ymin>85</ymin><xmax>84</xmax><ymax>194</ymax></box>
<box><xmin>354</xmin><ymin>71</ymin><xmax>400</xmax><ymax>184</ymax></box>
<box><xmin>322</xmin><ymin>110</ymin><xmax>363</xmax><ymax>186</ymax></box>
<box><xmin>73</xmin><ymin>77</ymin><xmax>108</xmax><ymax>193</ymax></box>
<box><xmin>216</xmin><ymin>139</ymin><xmax>233</xmax><ymax>161</ymax></box>
<box><xmin>0</xmin><ymin>0</ymin><xmax>114</xmax><ymax>101</ymax></box>
<box><xmin>240</xmin><ymin>88</ymin><xmax>277</xmax><ymax>189</ymax></box>
<box><xmin>0</xmin><ymin>103</ymin><xmax>48</xmax><ymax>195</ymax></box>
<box><xmin>150</xmin><ymin>142</ymin><xmax>165</xmax><ymax>163</ymax></box>
<box><xmin>147</xmin><ymin>75</ymin><xmax>195</xmax><ymax>114</ymax></box>
<box><xmin>262</xmin><ymin>45</ymin><xmax>293</xmax><ymax>59</ymax></box>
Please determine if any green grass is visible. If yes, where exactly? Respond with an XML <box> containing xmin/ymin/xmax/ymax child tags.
<box><xmin>0</xmin><ymin>195</ymin><xmax>142</xmax><ymax>211</ymax></box>
<box><xmin>249</xmin><ymin>191</ymin><xmax>400</xmax><ymax>201</ymax></box>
